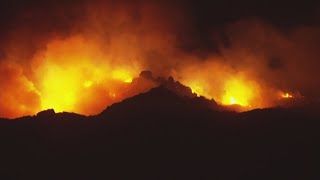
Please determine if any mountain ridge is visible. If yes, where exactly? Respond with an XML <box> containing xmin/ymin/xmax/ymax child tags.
<box><xmin>0</xmin><ymin>80</ymin><xmax>319</xmax><ymax>179</ymax></box>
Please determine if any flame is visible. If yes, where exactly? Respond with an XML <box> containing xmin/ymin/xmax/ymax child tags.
<box><xmin>109</xmin><ymin>92</ymin><xmax>116</xmax><ymax>98</ymax></box>
<box><xmin>112</xmin><ymin>69</ymin><xmax>134</xmax><ymax>83</ymax></box>
<box><xmin>0</xmin><ymin>33</ymin><xmax>289</xmax><ymax>117</ymax></box>
<box><xmin>180</xmin><ymin>60</ymin><xmax>263</xmax><ymax>110</ymax></box>
<box><xmin>184</xmin><ymin>77</ymin><xmax>261</xmax><ymax>108</ymax></box>
<box><xmin>0</xmin><ymin>4</ymin><xmax>308</xmax><ymax>118</ymax></box>
<box><xmin>40</xmin><ymin>66</ymin><xmax>79</xmax><ymax>112</ymax></box>
<box><xmin>83</xmin><ymin>81</ymin><xmax>94</xmax><ymax>88</ymax></box>
<box><xmin>187</xmin><ymin>81</ymin><xmax>206</xmax><ymax>97</ymax></box>
<box><xmin>282</xmin><ymin>92</ymin><xmax>294</xmax><ymax>99</ymax></box>
<box><xmin>31</xmin><ymin>36</ymin><xmax>138</xmax><ymax>114</ymax></box>
<box><xmin>221</xmin><ymin>78</ymin><xmax>257</xmax><ymax>107</ymax></box>
<box><xmin>38</xmin><ymin>65</ymin><xmax>135</xmax><ymax>113</ymax></box>
<box><xmin>229</xmin><ymin>97</ymin><xmax>237</xmax><ymax>105</ymax></box>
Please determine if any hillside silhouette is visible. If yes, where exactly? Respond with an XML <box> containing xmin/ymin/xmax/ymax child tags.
<box><xmin>0</xmin><ymin>85</ymin><xmax>320</xmax><ymax>179</ymax></box>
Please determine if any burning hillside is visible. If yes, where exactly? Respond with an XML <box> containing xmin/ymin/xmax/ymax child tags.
<box><xmin>0</xmin><ymin>1</ymin><xmax>318</xmax><ymax>118</ymax></box>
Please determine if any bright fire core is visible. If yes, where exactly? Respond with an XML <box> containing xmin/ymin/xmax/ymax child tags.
<box><xmin>0</xmin><ymin>34</ymin><xmax>300</xmax><ymax>118</ymax></box>
<box><xmin>40</xmin><ymin>66</ymin><xmax>134</xmax><ymax>113</ymax></box>
<box><xmin>185</xmin><ymin>76</ymin><xmax>260</xmax><ymax>108</ymax></box>
<box><xmin>222</xmin><ymin>78</ymin><xmax>257</xmax><ymax>107</ymax></box>
<box><xmin>33</xmin><ymin>36</ymin><xmax>138</xmax><ymax>115</ymax></box>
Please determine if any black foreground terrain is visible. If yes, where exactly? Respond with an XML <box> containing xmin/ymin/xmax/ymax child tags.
<box><xmin>0</xmin><ymin>86</ymin><xmax>319</xmax><ymax>180</ymax></box>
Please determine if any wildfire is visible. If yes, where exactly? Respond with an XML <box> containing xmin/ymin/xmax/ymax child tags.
<box><xmin>187</xmin><ymin>81</ymin><xmax>207</xmax><ymax>97</ymax></box>
<box><xmin>0</xmin><ymin>1</ymin><xmax>311</xmax><ymax>119</ymax></box>
<box><xmin>31</xmin><ymin>36</ymin><xmax>138</xmax><ymax>114</ymax></box>
<box><xmin>221</xmin><ymin>78</ymin><xmax>257</xmax><ymax>107</ymax></box>
<box><xmin>282</xmin><ymin>92</ymin><xmax>294</xmax><ymax>99</ymax></box>
<box><xmin>83</xmin><ymin>81</ymin><xmax>94</xmax><ymax>88</ymax></box>
<box><xmin>39</xmin><ymin>66</ymin><xmax>135</xmax><ymax>113</ymax></box>
<box><xmin>112</xmin><ymin>69</ymin><xmax>134</xmax><ymax>83</ymax></box>
<box><xmin>184</xmin><ymin>76</ymin><xmax>260</xmax><ymax>108</ymax></box>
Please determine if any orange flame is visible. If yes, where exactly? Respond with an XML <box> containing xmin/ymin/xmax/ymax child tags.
<box><xmin>0</xmin><ymin>4</ymin><xmax>308</xmax><ymax>118</ymax></box>
<box><xmin>31</xmin><ymin>36</ymin><xmax>139</xmax><ymax>115</ymax></box>
<box><xmin>282</xmin><ymin>92</ymin><xmax>294</xmax><ymax>99</ymax></box>
<box><xmin>221</xmin><ymin>78</ymin><xmax>258</xmax><ymax>107</ymax></box>
<box><xmin>0</xmin><ymin>34</ymin><xmax>300</xmax><ymax>117</ymax></box>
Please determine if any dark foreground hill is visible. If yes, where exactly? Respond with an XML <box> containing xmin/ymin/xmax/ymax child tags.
<box><xmin>0</xmin><ymin>86</ymin><xmax>320</xmax><ymax>179</ymax></box>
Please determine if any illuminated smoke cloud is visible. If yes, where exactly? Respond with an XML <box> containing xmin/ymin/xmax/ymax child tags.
<box><xmin>0</xmin><ymin>1</ymin><xmax>319</xmax><ymax>117</ymax></box>
<box><xmin>0</xmin><ymin>61</ymin><xmax>41</xmax><ymax>118</ymax></box>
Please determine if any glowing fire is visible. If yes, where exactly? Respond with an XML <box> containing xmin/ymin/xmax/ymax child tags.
<box><xmin>221</xmin><ymin>78</ymin><xmax>257</xmax><ymax>107</ymax></box>
<box><xmin>112</xmin><ymin>69</ymin><xmax>134</xmax><ymax>83</ymax></box>
<box><xmin>187</xmin><ymin>81</ymin><xmax>207</xmax><ymax>97</ymax></box>
<box><xmin>0</xmin><ymin>33</ymin><xmax>296</xmax><ymax>118</ymax></box>
<box><xmin>0</xmin><ymin>11</ymin><xmax>307</xmax><ymax>118</ymax></box>
<box><xmin>83</xmin><ymin>81</ymin><xmax>94</xmax><ymax>88</ymax></box>
<box><xmin>282</xmin><ymin>92</ymin><xmax>294</xmax><ymax>99</ymax></box>
<box><xmin>39</xmin><ymin>66</ymin><xmax>134</xmax><ymax>113</ymax></box>
<box><xmin>31</xmin><ymin>36</ymin><xmax>138</xmax><ymax>114</ymax></box>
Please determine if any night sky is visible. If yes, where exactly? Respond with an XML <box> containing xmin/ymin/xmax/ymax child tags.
<box><xmin>0</xmin><ymin>0</ymin><xmax>319</xmax><ymax>50</ymax></box>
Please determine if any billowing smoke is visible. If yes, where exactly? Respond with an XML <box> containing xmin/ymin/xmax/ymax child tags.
<box><xmin>178</xmin><ymin>19</ymin><xmax>320</xmax><ymax>108</ymax></box>
<box><xmin>0</xmin><ymin>0</ymin><xmax>319</xmax><ymax>118</ymax></box>
<box><xmin>0</xmin><ymin>61</ymin><xmax>41</xmax><ymax>117</ymax></box>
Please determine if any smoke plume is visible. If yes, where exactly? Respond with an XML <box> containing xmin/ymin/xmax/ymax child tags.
<box><xmin>0</xmin><ymin>1</ymin><xmax>319</xmax><ymax>118</ymax></box>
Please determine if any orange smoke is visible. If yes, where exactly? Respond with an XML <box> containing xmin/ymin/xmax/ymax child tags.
<box><xmin>0</xmin><ymin>61</ymin><xmax>41</xmax><ymax>118</ymax></box>
<box><xmin>178</xmin><ymin>60</ymin><xmax>267</xmax><ymax>109</ymax></box>
<box><xmin>1</xmin><ymin>2</ymin><xmax>316</xmax><ymax>118</ymax></box>
<box><xmin>31</xmin><ymin>35</ymin><xmax>140</xmax><ymax>115</ymax></box>
<box><xmin>0</xmin><ymin>31</ymin><xmax>303</xmax><ymax>118</ymax></box>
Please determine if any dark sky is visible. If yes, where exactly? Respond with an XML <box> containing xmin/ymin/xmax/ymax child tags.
<box><xmin>190</xmin><ymin>0</ymin><xmax>319</xmax><ymax>26</ymax></box>
<box><xmin>0</xmin><ymin>0</ymin><xmax>319</xmax><ymax>32</ymax></box>
<box><xmin>0</xmin><ymin>0</ymin><xmax>318</xmax><ymax>52</ymax></box>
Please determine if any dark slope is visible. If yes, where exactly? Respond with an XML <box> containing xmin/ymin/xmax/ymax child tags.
<box><xmin>99</xmin><ymin>85</ymin><xmax>219</xmax><ymax>117</ymax></box>
<box><xmin>0</xmin><ymin>86</ymin><xmax>320</xmax><ymax>180</ymax></box>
